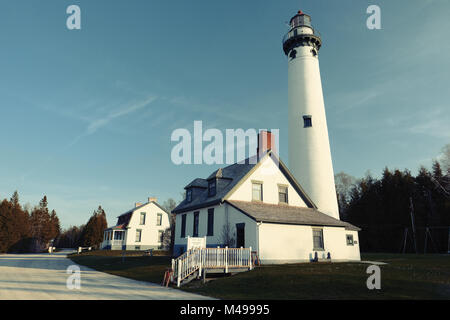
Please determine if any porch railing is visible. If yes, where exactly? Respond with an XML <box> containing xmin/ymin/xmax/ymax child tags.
<box><xmin>101</xmin><ymin>240</ymin><xmax>124</xmax><ymax>248</ymax></box>
<box><xmin>171</xmin><ymin>247</ymin><xmax>253</xmax><ymax>287</ymax></box>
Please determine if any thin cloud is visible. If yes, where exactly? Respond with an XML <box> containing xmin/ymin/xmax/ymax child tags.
<box><xmin>163</xmin><ymin>95</ymin><xmax>256</xmax><ymax>125</ymax></box>
<box><xmin>386</xmin><ymin>106</ymin><xmax>450</xmax><ymax>139</ymax></box>
<box><xmin>67</xmin><ymin>95</ymin><xmax>157</xmax><ymax>147</ymax></box>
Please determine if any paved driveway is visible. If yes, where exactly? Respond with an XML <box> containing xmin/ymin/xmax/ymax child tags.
<box><xmin>0</xmin><ymin>250</ymin><xmax>212</xmax><ymax>300</ymax></box>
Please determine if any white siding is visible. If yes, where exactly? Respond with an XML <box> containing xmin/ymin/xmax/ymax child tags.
<box><xmin>227</xmin><ymin>156</ymin><xmax>308</xmax><ymax>207</ymax></box>
<box><xmin>174</xmin><ymin>203</ymin><xmax>257</xmax><ymax>251</ymax></box>
<box><xmin>258</xmin><ymin>223</ymin><xmax>360</xmax><ymax>263</ymax></box>
<box><xmin>124</xmin><ymin>202</ymin><xmax>170</xmax><ymax>249</ymax></box>
<box><xmin>288</xmin><ymin>43</ymin><xmax>340</xmax><ymax>219</ymax></box>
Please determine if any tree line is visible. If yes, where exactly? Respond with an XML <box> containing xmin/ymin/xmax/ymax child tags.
<box><xmin>337</xmin><ymin>144</ymin><xmax>450</xmax><ymax>253</ymax></box>
<box><xmin>3</xmin><ymin>145</ymin><xmax>448</xmax><ymax>254</ymax></box>
<box><xmin>54</xmin><ymin>206</ymin><xmax>107</xmax><ymax>249</ymax></box>
<box><xmin>0</xmin><ymin>190</ymin><xmax>109</xmax><ymax>252</ymax></box>
<box><xmin>0</xmin><ymin>192</ymin><xmax>60</xmax><ymax>253</ymax></box>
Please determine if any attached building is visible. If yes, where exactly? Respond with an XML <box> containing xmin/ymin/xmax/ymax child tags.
<box><xmin>172</xmin><ymin>151</ymin><xmax>361</xmax><ymax>263</ymax></box>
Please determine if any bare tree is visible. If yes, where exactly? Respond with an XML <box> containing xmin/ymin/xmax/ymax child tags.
<box><xmin>439</xmin><ymin>143</ymin><xmax>450</xmax><ymax>175</ymax></box>
<box><xmin>220</xmin><ymin>222</ymin><xmax>235</xmax><ymax>247</ymax></box>
<box><xmin>161</xmin><ymin>227</ymin><xmax>172</xmax><ymax>250</ymax></box>
<box><xmin>335</xmin><ymin>172</ymin><xmax>358</xmax><ymax>220</ymax></box>
<box><xmin>161</xmin><ymin>198</ymin><xmax>180</xmax><ymax>253</ymax></box>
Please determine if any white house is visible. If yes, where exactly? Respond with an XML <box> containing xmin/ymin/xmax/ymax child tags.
<box><xmin>172</xmin><ymin>11</ymin><xmax>361</xmax><ymax>264</ymax></box>
<box><xmin>101</xmin><ymin>197</ymin><xmax>171</xmax><ymax>251</ymax></box>
<box><xmin>172</xmin><ymin>141</ymin><xmax>361</xmax><ymax>263</ymax></box>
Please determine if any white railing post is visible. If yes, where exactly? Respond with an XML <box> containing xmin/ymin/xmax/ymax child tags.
<box><xmin>171</xmin><ymin>259</ymin><xmax>175</xmax><ymax>282</ymax></box>
<box><xmin>249</xmin><ymin>246</ymin><xmax>252</xmax><ymax>270</ymax></box>
<box><xmin>216</xmin><ymin>246</ymin><xmax>219</xmax><ymax>266</ymax></box>
<box><xmin>177</xmin><ymin>259</ymin><xmax>181</xmax><ymax>287</ymax></box>
<box><xmin>225</xmin><ymin>246</ymin><xmax>228</xmax><ymax>273</ymax></box>
<box><xmin>240</xmin><ymin>246</ymin><xmax>243</xmax><ymax>266</ymax></box>
<box><xmin>198</xmin><ymin>249</ymin><xmax>202</xmax><ymax>278</ymax></box>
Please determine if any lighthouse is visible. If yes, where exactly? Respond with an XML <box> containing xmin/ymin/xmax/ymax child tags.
<box><xmin>283</xmin><ymin>10</ymin><xmax>340</xmax><ymax>219</ymax></box>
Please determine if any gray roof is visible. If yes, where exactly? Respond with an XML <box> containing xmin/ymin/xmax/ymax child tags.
<box><xmin>185</xmin><ymin>178</ymin><xmax>208</xmax><ymax>189</ymax></box>
<box><xmin>117</xmin><ymin>201</ymin><xmax>169</xmax><ymax>217</ymax></box>
<box><xmin>172</xmin><ymin>156</ymin><xmax>258</xmax><ymax>214</ymax></box>
<box><xmin>227</xmin><ymin>200</ymin><xmax>361</xmax><ymax>231</ymax></box>
<box><xmin>172</xmin><ymin>151</ymin><xmax>317</xmax><ymax>214</ymax></box>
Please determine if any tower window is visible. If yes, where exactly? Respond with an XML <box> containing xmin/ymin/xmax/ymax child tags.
<box><xmin>289</xmin><ymin>49</ymin><xmax>297</xmax><ymax>60</ymax></box>
<box><xmin>303</xmin><ymin>115</ymin><xmax>312</xmax><ymax>128</ymax></box>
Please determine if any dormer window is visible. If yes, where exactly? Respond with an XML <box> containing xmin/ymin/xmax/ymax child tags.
<box><xmin>208</xmin><ymin>180</ymin><xmax>216</xmax><ymax>197</ymax></box>
<box><xmin>186</xmin><ymin>189</ymin><xmax>192</xmax><ymax>202</ymax></box>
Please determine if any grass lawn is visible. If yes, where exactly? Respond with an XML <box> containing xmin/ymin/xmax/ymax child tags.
<box><xmin>69</xmin><ymin>250</ymin><xmax>172</xmax><ymax>284</ymax></box>
<box><xmin>69</xmin><ymin>251</ymin><xmax>450</xmax><ymax>299</ymax></box>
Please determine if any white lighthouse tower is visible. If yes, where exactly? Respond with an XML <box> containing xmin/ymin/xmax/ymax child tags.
<box><xmin>283</xmin><ymin>10</ymin><xmax>340</xmax><ymax>219</ymax></box>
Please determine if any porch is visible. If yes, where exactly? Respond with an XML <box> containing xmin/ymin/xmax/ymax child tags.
<box><xmin>169</xmin><ymin>247</ymin><xmax>257</xmax><ymax>287</ymax></box>
<box><xmin>101</xmin><ymin>229</ymin><xmax>126</xmax><ymax>249</ymax></box>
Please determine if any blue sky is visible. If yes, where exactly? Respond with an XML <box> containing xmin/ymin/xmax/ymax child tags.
<box><xmin>0</xmin><ymin>0</ymin><xmax>449</xmax><ymax>228</ymax></box>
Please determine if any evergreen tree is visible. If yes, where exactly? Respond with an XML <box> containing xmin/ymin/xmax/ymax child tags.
<box><xmin>81</xmin><ymin>206</ymin><xmax>108</xmax><ymax>248</ymax></box>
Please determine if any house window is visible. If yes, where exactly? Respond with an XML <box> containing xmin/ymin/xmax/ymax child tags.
<box><xmin>207</xmin><ymin>208</ymin><xmax>214</xmax><ymax>236</ymax></box>
<box><xmin>252</xmin><ymin>182</ymin><xmax>263</xmax><ymax>201</ymax></box>
<box><xmin>114</xmin><ymin>231</ymin><xmax>123</xmax><ymax>240</ymax></box>
<box><xmin>181</xmin><ymin>214</ymin><xmax>186</xmax><ymax>238</ymax></box>
<box><xmin>346</xmin><ymin>234</ymin><xmax>354</xmax><ymax>246</ymax></box>
<box><xmin>140</xmin><ymin>212</ymin><xmax>146</xmax><ymax>225</ymax></box>
<box><xmin>208</xmin><ymin>180</ymin><xmax>216</xmax><ymax>197</ymax></box>
<box><xmin>135</xmin><ymin>246</ymin><xmax>141</xmax><ymax>250</ymax></box>
<box><xmin>303</xmin><ymin>115</ymin><xmax>312</xmax><ymax>128</ymax></box>
<box><xmin>158</xmin><ymin>230</ymin><xmax>164</xmax><ymax>243</ymax></box>
<box><xmin>278</xmin><ymin>185</ymin><xmax>288</xmax><ymax>204</ymax></box>
<box><xmin>157</xmin><ymin>213</ymin><xmax>162</xmax><ymax>226</ymax></box>
<box><xmin>313</xmin><ymin>229</ymin><xmax>324</xmax><ymax>250</ymax></box>
<box><xmin>186</xmin><ymin>189</ymin><xmax>192</xmax><ymax>202</ymax></box>
<box><xmin>135</xmin><ymin>229</ymin><xmax>142</xmax><ymax>243</ymax></box>
<box><xmin>193</xmin><ymin>211</ymin><xmax>199</xmax><ymax>237</ymax></box>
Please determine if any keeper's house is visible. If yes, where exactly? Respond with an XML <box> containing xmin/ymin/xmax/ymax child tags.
<box><xmin>172</xmin><ymin>139</ymin><xmax>361</xmax><ymax>263</ymax></box>
<box><xmin>101</xmin><ymin>197</ymin><xmax>171</xmax><ymax>251</ymax></box>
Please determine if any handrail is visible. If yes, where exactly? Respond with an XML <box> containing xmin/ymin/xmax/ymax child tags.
<box><xmin>171</xmin><ymin>247</ymin><xmax>254</xmax><ymax>287</ymax></box>
<box><xmin>282</xmin><ymin>26</ymin><xmax>321</xmax><ymax>44</ymax></box>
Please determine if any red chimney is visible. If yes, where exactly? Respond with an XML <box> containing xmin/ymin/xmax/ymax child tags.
<box><xmin>257</xmin><ymin>130</ymin><xmax>277</xmax><ymax>158</ymax></box>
